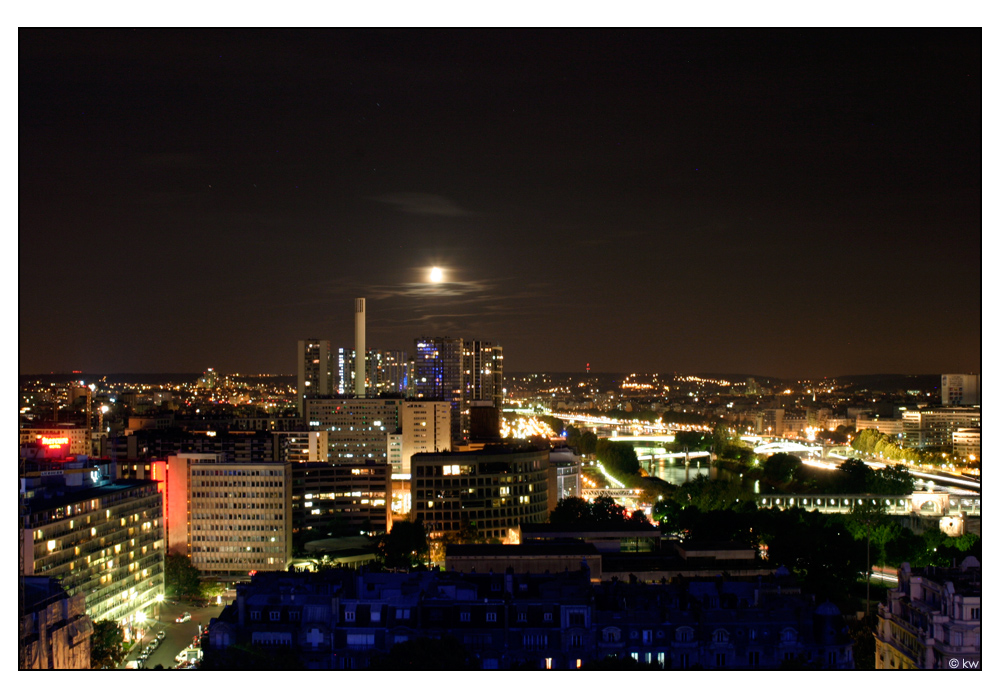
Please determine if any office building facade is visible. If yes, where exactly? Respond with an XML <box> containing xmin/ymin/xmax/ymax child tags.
<box><xmin>167</xmin><ymin>454</ymin><xmax>292</xmax><ymax>577</ymax></box>
<box><xmin>411</xmin><ymin>445</ymin><xmax>549</xmax><ymax>541</ymax></box>
<box><xmin>291</xmin><ymin>460</ymin><xmax>391</xmax><ymax>535</ymax></box>
<box><xmin>952</xmin><ymin>428</ymin><xmax>980</xmax><ymax>460</ymax></box>
<box><xmin>901</xmin><ymin>407</ymin><xmax>981</xmax><ymax>450</ymax></box>
<box><xmin>303</xmin><ymin>397</ymin><xmax>402</xmax><ymax>463</ymax></box>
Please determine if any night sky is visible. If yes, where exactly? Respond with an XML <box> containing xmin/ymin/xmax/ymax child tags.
<box><xmin>19</xmin><ymin>28</ymin><xmax>981</xmax><ymax>377</ymax></box>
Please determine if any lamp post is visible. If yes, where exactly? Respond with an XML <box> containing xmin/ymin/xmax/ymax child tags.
<box><xmin>155</xmin><ymin>593</ymin><xmax>164</xmax><ymax>622</ymax></box>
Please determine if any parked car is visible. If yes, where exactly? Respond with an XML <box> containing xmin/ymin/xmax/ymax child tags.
<box><xmin>157</xmin><ymin>631</ymin><xmax>166</xmax><ymax>641</ymax></box>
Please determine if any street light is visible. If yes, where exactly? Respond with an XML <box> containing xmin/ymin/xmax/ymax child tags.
<box><xmin>136</xmin><ymin>611</ymin><xmax>148</xmax><ymax>655</ymax></box>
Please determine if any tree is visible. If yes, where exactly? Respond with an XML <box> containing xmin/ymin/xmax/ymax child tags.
<box><xmin>673</xmin><ymin>430</ymin><xmax>709</xmax><ymax>453</ymax></box>
<box><xmin>595</xmin><ymin>439</ymin><xmax>640</xmax><ymax>477</ymax></box>
<box><xmin>836</xmin><ymin>458</ymin><xmax>871</xmax><ymax>492</ymax></box>
<box><xmin>866</xmin><ymin>464</ymin><xmax>914</xmax><ymax>496</ymax></box>
<box><xmin>652</xmin><ymin>498</ymin><xmax>685</xmax><ymax>535</ymax></box>
<box><xmin>675</xmin><ymin>474</ymin><xmax>746</xmax><ymax>512</ymax></box>
<box><xmin>165</xmin><ymin>552</ymin><xmax>201</xmax><ymax>599</ymax></box>
<box><xmin>711</xmin><ymin>424</ymin><xmax>734</xmax><ymax>453</ymax></box>
<box><xmin>199</xmin><ymin>580</ymin><xmax>226</xmax><ymax>602</ymax></box>
<box><xmin>91</xmin><ymin>619</ymin><xmax>127</xmax><ymax>669</ymax></box>
<box><xmin>549</xmin><ymin>496</ymin><xmax>592</xmax><ymax>525</ymax></box>
<box><xmin>538</xmin><ymin>415</ymin><xmax>565</xmax><ymax>435</ymax></box>
<box><xmin>762</xmin><ymin>453</ymin><xmax>801</xmax><ymax>485</ymax></box>
<box><xmin>847</xmin><ymin>499</ymin><xmax>889</xmax><ymax>616</ymax></box>
<box><xmin>565</xmin><ymin>425</ymin><xmax>583</xmax><ymax>449</ymax></box>
<box><xmin>590</xmin><ymin>495</ymin><xmax>626</xmax><ymax>525</ymax></box>
<box><xmin>376</xmin><ymin>520</ymin><xmax>429</xmax><ymax>569</ymax></box>
<box><xmin>761</xmin><ymin>509</ymin><xmax>867</xmax><ymax>606</ymax></box>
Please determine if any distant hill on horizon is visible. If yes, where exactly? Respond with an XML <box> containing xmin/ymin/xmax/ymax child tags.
<box><xmin>19</xmin><ymin>372</ymin><xmax>294</xmax><ymax>385</ymax></box>
<box><xmin>833</xmin><ymin>374</ymin><xmax>942</xmax><ymax>393</ymax></box>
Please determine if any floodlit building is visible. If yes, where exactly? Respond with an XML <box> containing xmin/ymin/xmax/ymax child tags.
<box><xmin>876</xmin><ymin>557</ymin><xmax>981</xmax><ymax>670</ymax></box>
<box><xmin>951</xmin><ymin>428</ymin><xmax>980</xmax><ymax>461</ymax></box>
<box><xmin>855</xmin><ymin>416</ymin><xmax>906</xmax><ymax>439</ymax></box>
<box><xmin>19</xmin><ymin>453</ymin><xmax>165</xmax><ymax>624</ymax></box>
<box><xmin>941</xmin><ymin>374</ymin><xmax>980</xmax><ymax>406</ymax></box>
<box><xmin>548</xmin><ymin>447</ymin><xmax>581</xmax><ymax>508</ymax></box>
<box><xmin>20</xmin><ymin>424</ymin><xmax>91</xmax><ymax>457</ymax></box>
<box><xmin>397</xmin><ymin>402</ymin><xmax>452</xmax><ymax>477</ymax></box>
<box><xmin>901</xmin><ymin>407</ymin><xmax>980</xmax><ymax>449</ymax></box>
<box><xmin>166</xmin><ymin>454</ymin><xmax>292</xmax><ymax>578</ymax></box>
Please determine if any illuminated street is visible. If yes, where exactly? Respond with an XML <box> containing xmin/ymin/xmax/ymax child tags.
<box><xmin>122</xmin><ymin>600</ymin><xmax>224</xmax><ymax>669</ymax></box>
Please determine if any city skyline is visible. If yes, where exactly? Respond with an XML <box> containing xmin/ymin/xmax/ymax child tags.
<box><xmin>19</xmin><ymin>28</ymin><xmax>981</xmax><ymax>377</ymax></box>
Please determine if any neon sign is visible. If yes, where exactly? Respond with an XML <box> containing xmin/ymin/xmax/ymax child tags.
<box><xmin>40</xmin><ymin>436</ymin><xmax>70</xmax><ymax>449</ymax></box>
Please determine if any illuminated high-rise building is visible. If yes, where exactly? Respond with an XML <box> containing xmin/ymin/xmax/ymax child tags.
<box><xmin>297</xmin><ymin>339</ymin><xmax>332</xmax><ymax>416</ymax></box>
<box><xmin>369</xmin><ymin>349</ymin><xmax>411</xmax><ymax>395</ymax></box>
<box><xmin>414</xmin><ymin>337</ymin><xmax>465</xmax><ymax>440</ymax></box>
<box><xmin>414</xmin><ymin>337</ymin><xmax>504</xmax><ymax>442</ymax></box>
<box><xmin>462</xmin><ymin>339</ymin><xmax>503</xmax><ymax>437</ymax></box>
<box><xmin>338</xmin><ymin>348</ymin><xmax>411</xmax><ymax>396</ymax></box>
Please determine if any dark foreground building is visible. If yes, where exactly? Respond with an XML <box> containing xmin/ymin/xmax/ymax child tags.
<box><xmin>203</xmin><ymin>566</ymin><xmax>853</xmax><ymax>669</ymax></box>
<box><xmin>19</xmin><ymin>577</ymin><xmax>93</xmax><ymax>669</ymax></box>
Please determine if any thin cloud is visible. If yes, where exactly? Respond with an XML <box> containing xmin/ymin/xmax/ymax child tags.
<box><xmin>370</xmin><ymin>192</ymin><xmax>473</xmax><ymax>217</ymax></box>
<box><xmin>365</xmin><ymin>280</ymin><xmax>494</xmax><ymax>300</ymax></box>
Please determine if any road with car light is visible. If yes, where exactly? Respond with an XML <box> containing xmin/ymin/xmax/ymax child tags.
<box><xmin>120</xmin><ymin>599</ymin><xmax>225</xmax><ymax>669</ymax></box>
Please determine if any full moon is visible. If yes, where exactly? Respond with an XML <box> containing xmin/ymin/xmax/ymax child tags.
<box><xmin>430</xmin><ymin>267</ymin><xmax>444</xmax><ymax>283</ymax></box>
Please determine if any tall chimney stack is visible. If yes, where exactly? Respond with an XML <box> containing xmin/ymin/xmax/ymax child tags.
<box><xmin>355</xmin><ymin>298</ymin><xmax>366</xmax><ymax>397</ymax></box>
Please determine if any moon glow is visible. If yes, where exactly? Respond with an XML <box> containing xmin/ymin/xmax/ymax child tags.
<box><xmin>430</xmin><ymin>267</ymin><xmax>444</xmax><ymax>283</ymax></box>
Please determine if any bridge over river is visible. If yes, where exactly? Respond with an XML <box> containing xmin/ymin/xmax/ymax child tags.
<box><xmin>756</xmin><ymin>491</ymin><xmax>980</xmax><ymax>519</ymax></box>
